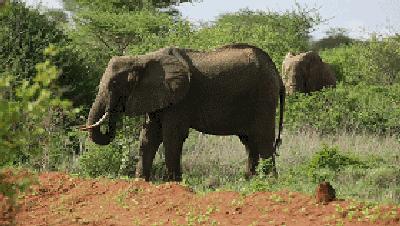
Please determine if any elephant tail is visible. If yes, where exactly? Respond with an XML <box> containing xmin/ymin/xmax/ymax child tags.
<box><xmin>274</xmin><ymin>82</ymin><xmax>285</xmax><ymax>153</ymax></box>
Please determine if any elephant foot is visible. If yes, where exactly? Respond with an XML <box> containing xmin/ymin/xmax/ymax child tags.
<box><xmin>244</xmin><ymin>171</ymin><xmax>256</xmax><ymax>180</ymax></box>
<box><xmin>166</xmin><ymin>172</ymin><xmax>182</xmax><ymax>182</ymax></box>
<box><xmin>135</xmin><ymin>164</ymin><xmax>151</xmax><ymax>181</ymax></box>
<box><xmin>135</xmin><ymin>173</ymin><xmax>150</xmax><ymax>182</ymax></box>
<box><xmin>244</xmin><ymin>166</ymin><xmax>278</xmax><ymax>180</ymax></box>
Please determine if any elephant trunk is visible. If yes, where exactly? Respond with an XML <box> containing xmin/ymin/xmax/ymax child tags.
<box><xmin>87</xmin><ymin>96</ymin><xmax>117</xmax><ymax>145</ymax></box>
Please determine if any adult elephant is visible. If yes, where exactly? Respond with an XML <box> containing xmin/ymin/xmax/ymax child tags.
<box><xmin>81</xmin><ymin>44</ymin><xmax>285</xmax><ymax>181</ymax></box>
<box><xmin>282</xmin><ymin>51</ymin><xmax>336</xmax><ymax>94</ymax></box>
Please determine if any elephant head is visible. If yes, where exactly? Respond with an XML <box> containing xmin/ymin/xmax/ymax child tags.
<box><xmin>282</xmin><ymin>51</ymin><xmax>336</xmax><ymax>94</ymax></box>
<box><xmin>84</xmin><ymin>51</ymin><xmax>190</xmax><ymax>145</ymax></box>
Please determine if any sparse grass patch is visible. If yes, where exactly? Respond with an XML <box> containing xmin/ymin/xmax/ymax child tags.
<box><xmin>184</xmin><ymin>206</ymin><xmax>219</xmax><ymax>226</ymax></box>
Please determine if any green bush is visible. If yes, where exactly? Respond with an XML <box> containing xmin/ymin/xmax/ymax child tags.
<box><xmin>76</xmin><ymin>116</ymin><xmax>143</xmax><ymax>178</ymax></box>
<box><xmin>0</xmin><ymin>168</ymin><xmax>37</xmax><ymax>203</ymax></box>
<box><xmin>306</xmin><ymin>145</ymin><xmax>366</xmax><ymax>182</ymax></box>
<box><xmin>77</xmin><ymin>143</ymin><xmax>124</xmax><ymax>178</ymax></box>
<box><xmin>307</xmin><ymin>145</ymin><xmax>365</xmax><ymax>171</ymax></box>
<box><xmin>321</xmin><ymin>35</ymin><xmax>400</xmax><ymax>85</ymax></box>
<box><xmin>0</xmin><ymin>46</ymin><xmax>77</xmax><ymax>168</ymax></box>
<box><xmin>285</xmin><ymin>84</ymin><xmax>400</xmax><ymax>134</ymax></box>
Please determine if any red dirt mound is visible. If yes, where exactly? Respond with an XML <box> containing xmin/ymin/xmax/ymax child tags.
<box><xmin>1</xmin><ymin>172</ymin><xmax>399</xmax><ymax>226</ymax></box>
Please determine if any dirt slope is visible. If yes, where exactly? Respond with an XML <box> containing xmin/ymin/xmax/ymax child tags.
<box><xmin>1</xmin><ymin>172</ymin><xmax>399</xmax><ymax>226</ymax></box>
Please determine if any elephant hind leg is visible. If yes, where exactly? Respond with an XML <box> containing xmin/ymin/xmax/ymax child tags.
<box><xmin>240</xmin><ymin>125</ymin><xmax>277</xmax><ymax>178</ymax></box>
<box><xmin>135</xmin><ymin>114</ymin><xmax>162</xmax><ymax>181</ymax></box>
<box><xmin>239</xmin><ymin>135</ymin><xmax>259</xmax><ymax>179</ymax></box>
<box><xmin>255</xmin><ymin>134</ymin><xmax>277</xmax><ymax>177</ymax></box>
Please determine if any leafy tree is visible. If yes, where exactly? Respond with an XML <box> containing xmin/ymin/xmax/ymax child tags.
<box><xmin>0</xmin><ymin>1</ymin><xmax>66</xmax><ymax>81</ymax></box>
<box><xmin>63</xmin><ymin>0</ymin><xmax>196</xmax><ymax>15</ymax></box>
<box><xmin>312</xmin><ymin>28</ymin><xmax>355</xmax><ymax>51</ymax></box>
<box><xmin>0</xmin><ymin>1</ymin><xmax>96</xmax><ymax>105</ymax></box>
<box><xmin>73</xmin><ymin>9</ymin><xmax>174</xmax><ymax>56</ymax></box>
<box><xmin>170</xmin><ymin>6</ymin><xmax>322</xmax><ymax>67</ymax></box>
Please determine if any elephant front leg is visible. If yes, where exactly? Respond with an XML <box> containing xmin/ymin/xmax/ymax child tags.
<box><xmin>135</xmin><ymin>116</ymin><xmax>162</xmax><ymax>181</ymax></box>
<box><xmin>163</xmin><ymin>138</ymin><xmax>184</xmax><ymax>181</ymax></box>
<box><xmin>162</xmin><ymin>119</ymin><xmax>188</xmax><ymax>181</ymax></box>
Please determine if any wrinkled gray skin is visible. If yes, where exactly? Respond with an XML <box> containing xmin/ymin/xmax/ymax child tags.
<box><xmin>282</xmin><ymin>51</ymin><xmax>336</xmax><ymax>94</ymax></box>
<box><xmin>87</xmin><ymin>44</ymin><xmax>285</xmax><ymax>181</ymax></box>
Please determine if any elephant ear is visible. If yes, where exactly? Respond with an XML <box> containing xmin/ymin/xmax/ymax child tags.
<box><xmin>126</xmin><ymin>55</ymin><xmax>190</xmax><ymax>116</ymax></box>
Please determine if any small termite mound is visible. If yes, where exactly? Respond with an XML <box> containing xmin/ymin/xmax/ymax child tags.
<box><xmin>315</xmin><ymin>181</ymin><xmax>336</xmax><ymax>204</ymax></box>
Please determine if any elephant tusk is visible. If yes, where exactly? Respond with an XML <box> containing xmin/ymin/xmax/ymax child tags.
<box><xmin>79</xmin><ymin>112</ymin><xmax>109</xmax><ymax>131</ymax></box>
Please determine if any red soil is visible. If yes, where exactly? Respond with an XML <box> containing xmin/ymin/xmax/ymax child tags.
<box><xmin>1</xmin><ymin>172</ymin><xmax>399</xmax><ymax>226</ymax></box>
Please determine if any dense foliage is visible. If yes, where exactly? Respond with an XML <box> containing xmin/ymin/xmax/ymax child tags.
<box><xmin>64</xmin><ymin>0</ymin><xmax>195</xmax><ymax>14</ymax></box>
<box><xmin>0</xmin><ymin>1</ymin><xmax>65</xmax><ymax>80</ymax></box>
<box><xmin>285</xmin><ymin>84</ymin><xmax>400</xmax><ymax>134</ymax></box>
<box><xmin>321</xmin><ymin>35</ymin><xmax>400</xmax><ymax>85</ymax></box>
<box><xmin>0</xmin><ymin>46</ymin><xmax>77</xmax><ymax>168</ymax></box>
<box><xmin>0</xmin><ymin>1</ymin><xmax>98</xmax><ymax>106</ymax></box>
<box><xmin>166</xmin><ymin>7</ymin><xmax>321</xmax><ymax>66</ymax></box>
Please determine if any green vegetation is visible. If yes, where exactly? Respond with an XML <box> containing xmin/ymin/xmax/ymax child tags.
<box><xmin>321</xmin><ymin>35</ymin><xmax>400</xmax><ymax>85</ymax></box>
<box><xmin>0</xmin><ymin>0</ymin><xmax>399</xmax><ymax>206</ymax></box>
<box><xmin>0</xmin><ymin>46</ymin><xmax>77</xmax><ymax>169</ymax></box>
<box><xmin>284</xmin><ymin>84</ymin><xmax>400</xmax><ymax>134</ymax></box>
<box><xmin>178</xmin><ymin>134</ymin><xmax>399</xmax><ymax>204</ymax></box>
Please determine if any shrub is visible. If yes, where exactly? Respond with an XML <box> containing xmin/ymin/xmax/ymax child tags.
<box><xmin>77</xmin><ymin>142</ymin><xmax>124</xmax><ymax>178</ymax></box>
<box><xmin>321</xmin><ymin>35</ymin><xmax>400</xmax><ymax>85</ymax></box>
<box><xmin>76</xmin><ymin>116</ymin><xmax>142</xmax><ymax>178</ymax></box>
<box><xmin>0</xmin><ymin>46</ymin><xmax>77</xmax><ymax>168</ymax></box>
<box><xmin>0</xmin><ymin>168</ymin><xmax>37</xmax><ymax>225</ymax></box>
<box><xmin>284</xmin><ymin>84</ymin><xmax>400</xmax><ymax>134</ymax></box>
<box><xmin>306</xmin><ymin>145</ymin><xmax>366</xmax><ymax>182</ymax></box>
<box><xmin>307</xmin><ymin>145</ymin><xmax>365</xmax><ymax>171</ymax></box>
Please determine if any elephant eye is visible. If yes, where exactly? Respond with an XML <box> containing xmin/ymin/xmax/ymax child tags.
<box><xmin>109</xmin><ymin>80</ymin><xmax>117</xmax><ymax>88</ymax></box>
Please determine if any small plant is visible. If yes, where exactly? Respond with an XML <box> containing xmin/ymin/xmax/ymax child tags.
<box><xmin>115</xmin><ymin>191</ymin><xmax>129</xmax><ymax>208</ymax></box>
<box><xmin>231</xmin><ymin>197</ymin><xmax>244</xmax><ymax>207</ymax></box>
<box><xmin>269</xmin><ymin>194</ymin><xmax>285</xmax><ymax>203</ymax></box>
<box><xmin>307</xmin><ymin>145</ymin><xmax>366</xmax><ymax>182</ymax></box>
<box><xmin>132</xmin><ymin>218</ymin><xmax>142</xmax><ymax>225</ymax></box>
<box><xmin>254</xmin><ymin>158</ymin><xmax>276</xmax><ymax>180</ymax></box>
<box><xmin>205</xmin><ymin>205</ymin><xmax>218</xmax><ymax>215</ymax></box>
<box><xmin>184</xmin><ymin>205</ymin><xmax>220</xmax><ymax>226</ymax></box>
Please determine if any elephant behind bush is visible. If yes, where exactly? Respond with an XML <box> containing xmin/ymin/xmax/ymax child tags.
<box><xmin>282</xmin><ymin>51</ymin><xmax>336</xmax><ymax>94</ymax></box>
